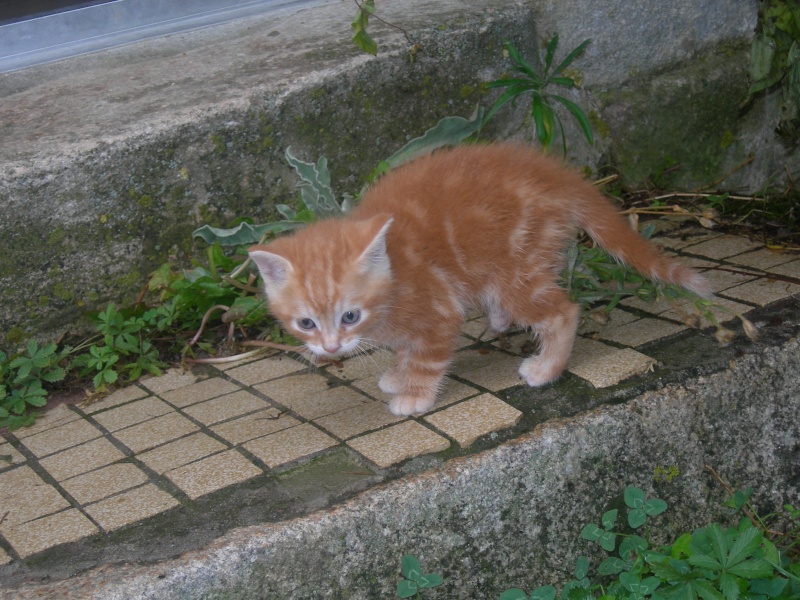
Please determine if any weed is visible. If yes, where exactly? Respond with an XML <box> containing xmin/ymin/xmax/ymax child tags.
<box><xmin>484</xmin><ymin>35</ymin><xmax>594</xmax><ymax>154</ymax></box>
<box><xmin>396</xmin><ymin>554</ymin><xmax>444</xmax><ymax>598</ymax></box>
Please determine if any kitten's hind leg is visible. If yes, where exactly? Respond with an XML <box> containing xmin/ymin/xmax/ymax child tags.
<box><xmin>516</xmin><ymin>291</ymin><xmax>580</xmax><ymax>387</ymax></box>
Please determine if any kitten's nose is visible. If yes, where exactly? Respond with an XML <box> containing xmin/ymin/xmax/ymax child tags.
<box><xmin>322</xmin><ymin>342</ymin><xmax>340</xmax><ymax>354</ymax></box>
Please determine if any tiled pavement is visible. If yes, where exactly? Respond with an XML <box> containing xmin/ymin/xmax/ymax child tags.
<box><xmin>1</xmin><ymin>229</ymin><xmax>799</xmax><ymax>567</ymax></box>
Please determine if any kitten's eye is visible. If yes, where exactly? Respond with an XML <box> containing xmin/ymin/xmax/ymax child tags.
<box><xmin>341</xmin><ymin>310</ymin><xmax>361</xmax><ymax>325</ymax></box>
<box><xmin>297</xmin><ymin>318</ymin><xmax>316</xmax><ymax>330</ymax></box>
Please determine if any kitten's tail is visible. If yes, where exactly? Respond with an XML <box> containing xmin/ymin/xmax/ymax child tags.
<box><xmin>575</xmin><ymin>190</ymin><xmax>712</xmax><ymax>298</ymax></box>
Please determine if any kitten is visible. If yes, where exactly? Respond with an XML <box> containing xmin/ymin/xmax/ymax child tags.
<box><xmin>249</xmin><ymin>144</ymin><xmax>709</xmax><ymax>416</ymax></box>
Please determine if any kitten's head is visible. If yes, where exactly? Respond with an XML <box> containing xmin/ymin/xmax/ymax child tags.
<box><xmin>249</xmin><ymin>214</ymin><xmax>393</xmax><ymax>359</ymax></box>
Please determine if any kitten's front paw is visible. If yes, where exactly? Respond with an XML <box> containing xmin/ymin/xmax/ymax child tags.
<box><xmin>518</xmin><ymin>356</ymin><xmax>564</xmax><ymax>387</ymax></box>
<box><xmin>389</xmin><ymin>395</ymin><xmax>435</xmax><ymax>416</ymax></box>
<box><xmin>378</xmin><ymin>371</ymin><xmax>403</xmax><ymax>395</ymax></box>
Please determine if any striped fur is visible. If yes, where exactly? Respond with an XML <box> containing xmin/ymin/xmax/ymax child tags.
<box><xmin>250</xmin><ymin>144</ymin><xmax>709</xmax><ymax>415</ymax></box>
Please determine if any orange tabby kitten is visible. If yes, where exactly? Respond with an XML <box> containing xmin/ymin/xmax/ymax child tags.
<box><xmin>249</xmin><ymin>144</ymin><xmax>709</xmax><ymax>415</ymax></box>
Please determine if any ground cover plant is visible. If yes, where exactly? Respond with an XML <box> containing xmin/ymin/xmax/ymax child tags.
<box><xmin>392</xmin><ymin>482</ymin><xmax>800</xmax><ymax>600</ymax></box>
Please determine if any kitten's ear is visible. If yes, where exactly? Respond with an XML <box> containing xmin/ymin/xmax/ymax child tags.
<box><xmin>356</xmin><ymin>215</ymin><xmax>394</xmax><ymax>276</ymax></box>
<box><xmin>248</xmin><ymin>247</ymin><xmax>293</xmax><ymax>293</ymax></box>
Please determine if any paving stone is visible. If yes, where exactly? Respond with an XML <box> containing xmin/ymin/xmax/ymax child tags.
<box><xmin>39</xmin><ymin>437</ymin><xmax>126</xmax><ymax>481</ymax></box>
<box><xmin>61</xmin><ymin>463</ymin><xmax>149</xmax><ymax>505</ymax></box>
<box><xmin>20</xmin><ymin>418</ymin><xmax>103</xmax><ymax>458</ymax></box>
<box><xmin>225</xmin><ymin>356</ymin><xmax>306</xmax><ymax>385</ymax></box>
<box><xmin>182</xmin><ymin>390</ymin><xmax>270</xmax><ymax>426</ymax></box>
<box><xmin>0</xmin><ymin>547</ymin><xmax>11</xmax><ymax>565</ymax></box>
<box><xmin>314</xmin><ymin>400</ymin><xmax>405</xmax><ymax>440</ymax></box>
<box><xmin>256</xmin><ymin>376</ymin><xmax>371</xmax><ymax>419</ymax></box>
<box><xmin>275</xmin><ymin>449</ymin><xmax>376</xmax><ymax>504</ymax></box>
<box><xmin>113</xmin><ymin>413</ymin><xmax>200</xmax><ymax>454</ymax></box>
<box><xmin>599</xmin><ymin>317</ymin><xmax>686</xmax><ymax>347</ymax></box>
<box><xmin>461</xmin><ymin>316</ymin><xmax>501</xmax><ymax>340</ymax></box>
<box><xmin>81</xmin><ymin>385</ymin><xmax>150</xmax><ymax>414</ymax></box>
<box><xmin>656</xmin><ymin>231</ymin><xmax>722</xmax><ymax>250</ymax></box>
<box><xmin>700</xmin><ymin>267</ymin><xmax>759</xmax><ymax>293</ymax></box>
<box><xmin>0</xmin><ymin>466</ymin><xmax>70</xmax><ymax>527</ymax></box>
<box><xmin>722</xmin><ymin>277</ymin><xmax>800</xmax><ymax>306</ymax></box>
<box><xmin>1</xmin><ymin>509</ymin><xmax>98</xmax><ymax>558</ymax></box>
<box><xmin>326</xmin><ymin>352</ymin><xmax>395</xmax><ymax>383</ymax></box>
<box><xmin>13</xmin><ymin>403</ymin><xmax>80</xmax><ymax>439</ymax></box>
<box><xmin>84</xmin><ymin>484</ymin><xmax>180</xmax><ymax>532</ymax></box>
<box><xmin>0</xmin><ymin>441</ymin><xmax>25</xmax><ymax>471</ymax></box>
<box><xmin>141</xmin><ymin>368</ymin><xmax>204</xmax><ymax>395</ymax></box>
<box><xmin>211</xmin><ymin>410</ymin><xmax>300</xmax><ymax>446</ymax></box>
<box><xmin>568</xmin><ymin>338</ymin><xmax>656</xmax><ymax>388</ymax></box>
<box><xmin>91</xmin><ymin>396</ymin><xmax>172</xmax><ymax>432</ymax></box>
<box><xmin>578</xmin><ymin>309</ymin><xmax>639</xmax><ymax>336</ymax></box>
<box><xmin>453</xmin><ymin>349</ymin><xmax>524</xmax><ymax>391</ymax></box>
<box><xmin>684</xmin><ymin>234</ymin><xmax>763</xmax><ymax>259</ymax></box>
<box><xmin>347</xmin><ymin>421</ymin><xmax>450</xmax><ymax>468</ymax></box>
<box><xmin>165</xmin><ymin>449</ymin><xmax>262</xmax><ymax>499</ymax></box>
<box><xmin>161</xmin><ymin>377</ymin><xmax>242</xmax><ymax>408</ymax></box>
<box><xmin>138</xmin><ymin>433</ymin><xmax>229</xmax><ymax>474</ymax></box>
<box><xmin>424</xmin><ymin>394</ymin><xmax>522</xmax><ymax>448</ymax></box>
<box><xmin>244</xmin><ymin>424</ymin><xmax>338</xmax><ymax>468</ymax></box>
<box><xmin>734</xmin><ymin>248</ymin><xmax>796</xmax><ymax>270</ymax></box>
<box><xmin>767</xmin><ymin>259</ymin><xmax>800</xmax><ymax>279</ymax></box>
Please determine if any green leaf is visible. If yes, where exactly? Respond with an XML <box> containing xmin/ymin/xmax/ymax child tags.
<box><xmin>544</xmin><ymin>34</ymin><xmax>559</xmax><ymax>74</ymax></box>
<box><xmin>552</xmin><ymin>38</ymin><xmax>591</xmax><ymax>76</ymax></box>
<box><xmin>501</xmin><ymin>590</ymin><xmax>530</xmax><ymax>600</ymax></box>
<box><xmin>574</xmin><ymin>556</ymin><xmax>590</xmax><ymax>580</ymax></box>
<box><xmin>401</xmin><ymin>555</ymin><xmax>422</xmax><ymax>581</ymax></box>
<box><xmin>417</xmin><ymin>573</ymin><xmax>443</xmax><ymax>588</ymax></box>
<box><xmin>707</xmin><ymin>524</ymin><xmax>729</xmax><ymax>566</ymax></box>
<box><xmin>719</xmin><ymin>573</ymin><xmax>739</xmax><ymax>600</ymax></box>
<box><xmin>192</xmin><ymin>221</ymin><xmax>301</xmax><ymax>247</ymax></box>
<box><xmin>285</xmin><ymin>148</ymin><xmax>342</xmax><ymax>218</ymax></box>
<box><xmin>727</xmin><ymin>560</ymin><xmax>773</xmax><ymax>579</ymax></box>
<box><xmin>624</xmin><ymin>486</ymin><xmax>646</xmax><ymax>509</ymax></box>
<box><xmin>749</xmin><ymin>578</ymin><xmax>787</xmax><ymax>597</ymax></box>
<box><xmin>688</xmin><ymin>554</ymin><xmax>723</xmax><ymax>571</ymax></box>
<box><xmin>385</xmin><ymin>106</ymin><xmax>485</xmax><ymax>169</ymax></box>
<box><xmin>727</xmin><ymin>525</ymin><xmax>762</xmax><ymax>567</ymax></box>
<box><xmin>672</xmin><ymin>533</ymin><xmax>693</xmax><ymax>558</ymax></box>
<box><xmin>645</xmin><ymin>498</ymin><xmax>669</xmax><ymax>517</ymax></box>
<box><xmin>723</xmin><ymin>489</ymin><xmax>753</xmax><ymax>511</ymax></box>
<box><xmin>602</xmin><ymin>509</ymin><xmax>618</xmax><ymax>530</ymax></box>
<box><xmin>599</xmin><ymin>531</ymin><xmax>617</xmax><ymax>552</ymax></box>
<box><xmin>581</xmin><ymin>523</ymin><xmax>603</xmax><ymax>541</ymax></box>
<box><xmin>628</xmin><ymin>508</ymin><xmax>647</xmax><ymax>529</ymax></box>
<box><xmin>599</xmin><ymin>557</ymin><xmax>628</xmax><ymax>575</ymax></box>
<box><xmin>352</xmin><ymin>29</ymin><xmax>377</xmax><ymax>56</ymax></box>
<box><xmin>396</xmin><ymin>579</ymin><xmax>418</xmax><ymax>598</ymax></box>
<box><xmin>549</xmin><ymin>94</ymin><xmax>594</xmax><ymax>145</ymax></box>
<box><xmin>532</xmin><ymin>585</ymin><xmax>557</xmax><ymax>600</ymax></box>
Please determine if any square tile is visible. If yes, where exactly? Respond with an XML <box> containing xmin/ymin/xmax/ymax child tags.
<box><xmin>700</xmin><ymin>267</ymin><xmax>759</xmax><ymax>293</ymax></box>
<box><xmin>113</xmin><ymin>413</ymin><xmax>200</xmax><ymax>454</ymax></box>
<box><xmin>81</xmin><ymin>385</ymin><xmax>149</xmax><ymax>414</ymax></box>
<box><xmin>161</xmin><ymin>377</ymin><xmax>241</xmax><ymax>408</ymax></box>
<box><xmin>1</xmin><ymin>509</ymin><xmax>98</xmax><ymax>558</ymax></box>
<box><xmin>722</xmin><ymin>277</ymin><xmax>800</xmax><ymax>306</ymax></box>
<box><xmin>460</xmin><ymin>316</ymin><xmax>501</xmax><ymax>341</ymax></box>
<box><xmin>225</xmin><ymin>356</ymin><xmax>306</xmax><ymax>385</ymax></box>
<box><xmin>211</xmin><ymin>410</ymin><xmax>300</xmax><ymax>446</ymax></box>
<box><xmin>767</xmin><ymin>259</ymin><xmax>800</xmax><ymax>279</ymax></box>
<box><xmin>39</xmin><ymin>437</ymin><xmax>126</xmax><ymax>481</ymax></box>
<box><xmin>656</xmin><ymin>231</ymin><xmax>722</xmax><ymax>250</ymax></box>
<box><xmin>0</xmin><ymin>466</ymin><xmax>70</xmax><ymax>526</ymax></box>
<box><xmin>91</xmin><ymin>397</ymin><xmax>173</xmax><ymax>432</ymax></box>
<box><xmin>347</xmin><ymin>421</ymin><xmax>450</xmax><ymax>468</ymax></box>
<box><xmin>183</xmin><ymin>390</ymin><xmax>270</xmax><ymax>426</ymax></box>
<box><xmin>599</xmin><ymin>317</ymin><xmax>685</xmax><ymax>347</ymax></box>
<box><xmin>326</xmin><ymin>351</ymin><xmax>395</xmax><ymax>382</ymax></box>
<box><xmin>568</xmin><ymin>338</ymin><xmax>655</xmax><ymax>388</ymax></box>
<box><xmin>453</xmin><ymin>350</ymin><xmax>524</xmax><ymax>391</ymax></box>
<box><xmin>684</xmin><ymin>235</ymin><xmax>763</xmax><ymax>260</ymax></box>
<box><xmin>578</xmin><ymin>308</ymin><xmax>639</xmax><ymax>336</ymax></box>
<box><xmin>165</xmin><ymin>450</ymin><xmax>262</xmax><ymax>500</ymax></box>
<box><xmin>244</xmin><ymin>424</ymin><xmax>338</xmax><ymax>468</ymax></box>
<box><xmin>61</xmin><ymin>463</ymin><xmax>149</xmax><ymax>505</ymax></box>
<box><xmin>424</xmin><ymin>394</ymin><xmax>522</xmax><ymax>448</ymax></box>
<box><xmin>256</xmin><ymin>375</ymin><xmax>371</xmax><ymax>420</ymax></box>
<box><xmin>0</xmin><ymin>441</ymin><xmax>25</xmax><ymax>471</ymax></box>
<box><xmin>141</xmin><ymin>368</ymin><xmax>203</xmax><ymax>395</ymax></box>
<box><xmin>734</xmin><ymin>248</ymin><xmax>796</xmax><ymax>271</ymax></box>
<box><xmin>0</xmin><ymin>547</ymin><xmax>11</xmax><ymax>565</ymax></box>
<box><xmin>314</xmin><ymin>400</ymin><xmax>405</xmax><ymax>440</ymax></box>
<box><xmin>138</xmin><ymin>433</ymin><xmax>228</xmax><ymax>474</ymax></box>
<box><xmin>20</xmin><ymin>418</ymin><xmax>103</xmax><ymax>458</ymax></box>
<box><xmin>13</xmin><ymin>404</ymin><xmax>80</xmax><ymax>439</ymax></box>
<box><xmin>84</xmin><ymin>484</ymin><xmax>179</xmax><ymax>532</ymax></box>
